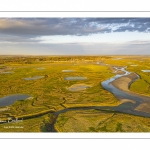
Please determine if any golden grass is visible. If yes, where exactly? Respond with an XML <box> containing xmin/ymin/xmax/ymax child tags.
<box><xmin>55</xmin><ymin>109</ymin><xmax>150</xmax><ymax>132</ymax></box>
<box><xmin>1</xmin><ymin>55</ymin><xmax>150</xmax><ymax>132</ymax></box>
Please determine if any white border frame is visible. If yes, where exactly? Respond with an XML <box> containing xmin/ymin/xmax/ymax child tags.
<box><xmin>0</xmin><ymin>11</ymin><xmax>150</xmax><ymax>139</ymax></box>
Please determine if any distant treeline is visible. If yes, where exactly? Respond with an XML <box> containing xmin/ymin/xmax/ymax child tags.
<box><xmin>0</xmin><ymin>55</ymin><xmax>112</xmax><ymax>64</ymax></box>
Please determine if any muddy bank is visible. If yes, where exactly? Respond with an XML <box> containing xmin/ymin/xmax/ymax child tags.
<box><xmin>111</xmin><ymin>72</ymin><xmax>138</xmax><ymax>92</ymax></box>
<box><xmin>110</xmin><ymin>70</ymin><xmax>150</xmax><ymax>114</ymax></box>
<box><xmin>49</xmin><ymin>66</ymin><xmax>150</xmax><ymax>132</ymax></box>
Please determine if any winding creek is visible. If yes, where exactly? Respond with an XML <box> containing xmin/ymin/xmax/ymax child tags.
<box><xmin>1</xmin><ymin>66</ymin><xmax>150</xmax><ymax>132</ymax></box>
<box><xmin>49</xmin><ymin>66</ymin><xmax>150</xmax><ymax>132</ymax></box>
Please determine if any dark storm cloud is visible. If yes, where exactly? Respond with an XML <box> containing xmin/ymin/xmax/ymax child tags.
<box><xmin>0</xmin><ymin>18</ymin><xmax>150</xmax><ymax>36</ymax></box>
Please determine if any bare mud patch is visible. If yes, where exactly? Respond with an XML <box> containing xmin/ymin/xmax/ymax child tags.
<box><xmin>67</xmin><ymin>84</ymin><xmax>92</xmax><ymax>91</ymax></box>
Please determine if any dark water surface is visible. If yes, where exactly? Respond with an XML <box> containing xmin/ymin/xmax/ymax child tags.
<box><xmin>50</xmin><ymin>67</ymin><xmax>150</xmax><ymax>132</ymax></box>
<box><xmin>102</xmin><ymin>67</ymin><xmax>140</xmax><ymax>107</ymax></box>
<box><xmin>1</xmin><ymin>66</ymin><xmax>150</xmax><ymax>132</ymax></box>
<box><xmin>0</xmin><ymin>94</ymin><xmax>30</xmax><ymax>107</ymax></box>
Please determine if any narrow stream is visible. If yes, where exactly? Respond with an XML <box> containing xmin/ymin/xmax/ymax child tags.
<box><xmin>49</xmin><ymin>66</ymin><xmax>150</xmax><ymax>132</ymax></box>
<box><xmin>1</xmin><ymin>66</ymin><xmax>150</xmax><ymax>132</ymax></box>
<box><xmin>101</xmin><ymin>67</ymin><xmax>143</xmax><ymax>111</ymax></box>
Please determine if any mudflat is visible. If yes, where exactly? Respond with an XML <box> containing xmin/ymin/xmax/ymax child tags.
<box><xmin>111</xmin><ymin>73</ymin><xmax>138</xmax><ymax>92</ymax></box>
<box><xmin>111</xmin><ymin>73</ymin><xmax>150</xmax><ymax>113</ymax></box>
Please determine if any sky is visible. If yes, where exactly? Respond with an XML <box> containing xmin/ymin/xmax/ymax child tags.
<box><xmin>0</xmin><ymin>18</ymin><xmax>150</xmax><ymax>55</ymax></box>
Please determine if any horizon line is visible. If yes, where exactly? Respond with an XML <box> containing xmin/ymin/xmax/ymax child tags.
<box><xmin>0</xmin><ymin>54</ymin><xmax>149</xmax><ymax>56</ymax></box>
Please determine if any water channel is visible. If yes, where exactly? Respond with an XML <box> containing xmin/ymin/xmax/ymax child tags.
<box><xmin>50</xmin><ymin>66</ymin><xmax>150</xmax><ymax>132</ymax></box>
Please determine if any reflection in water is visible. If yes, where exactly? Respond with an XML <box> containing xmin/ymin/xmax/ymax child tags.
<box><xmin>0</xmin><ymin>94</ymin><xmax>30</xmax><ymax>107</ymax></box>
<box><xmin>48</xmin><ymin>66</ymin><xmax>150</xmax><ymax>132</ymax></box>
<box><xmin>23</xmin><ymin>76</ymin><xmax>44</xmax><ymax>80</ymax></box>
<box><xmin>101</xmin><ymin>66</ymin><xmax>148</xmax><ymax>114</ymax></box>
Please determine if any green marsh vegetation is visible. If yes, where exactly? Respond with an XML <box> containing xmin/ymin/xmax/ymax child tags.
<box><xmin>55</xmin><ymin>109</ymin><xmax>150</xmax><ymax>132</ymax></box>
<box><xmin>126</xmin><ymin>58</ymin><xmax>150</xmax><ymax>96</ymax></box>
<box><xmin>0</xmin><ymin>56</ymin><xmax>118</xmax><ymax>131</ymax></box>
<box><xmin>0</xmin><ymin>55</ymin><xmax>150</xmax><ymax>132</ymax></box>
<box><xmin>102</xmin><ymin>56</ymin><xmax>150</xmax><ymax>96</ymax></box>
